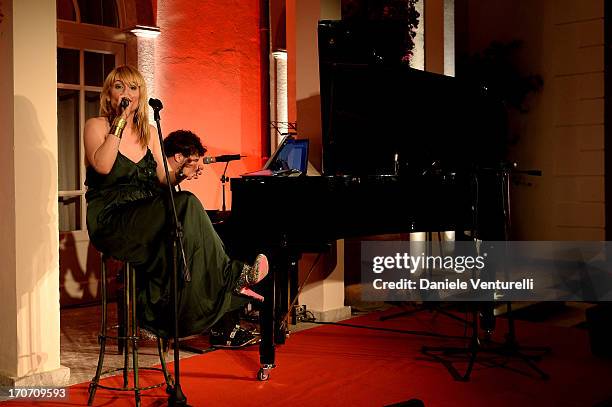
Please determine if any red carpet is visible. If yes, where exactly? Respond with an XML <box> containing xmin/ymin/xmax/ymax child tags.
<box><xmin>3</xmin><ymin>309</ymin><xmax>612</xmax><ymax>406</ymax></box>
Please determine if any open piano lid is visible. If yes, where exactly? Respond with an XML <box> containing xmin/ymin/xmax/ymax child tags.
<box><xmin>318</xmin><ymin>20</ymin><xmax>505</xmax><ymax>176</ymax></box>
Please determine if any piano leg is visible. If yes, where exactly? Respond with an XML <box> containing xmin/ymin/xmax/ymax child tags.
<box><xmin>258</xmin><ymin>255</ymin><xmax>276</xmax><ymax>380</ymax></box>
<box><xmin>257</xmin><ymin>250</ymin><xmax>295</xmax><ymax>380</ymax></box>
<box><xmin>290</xmin><ymin>257</ymin><xmax>299</xmax><ymax>325</ymax></box>
<box><xmin>274</xmin><ymin>253</ymin><xmax>288</xmax><ymax>344</ymax></box>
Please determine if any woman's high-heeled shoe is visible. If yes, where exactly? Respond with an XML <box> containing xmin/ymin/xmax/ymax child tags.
<box><xmin>235</xmin><ymin>254</ymin><xmax>269</xmax><ymax>301</ymax></box>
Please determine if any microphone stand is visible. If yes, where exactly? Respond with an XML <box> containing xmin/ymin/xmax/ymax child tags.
<box><xmin>421</xmin><ymin>163</ymin><xmax>549</xmax><ymax>381</ymax></box>
<box><xmin>220</xmin><ymin>161</ymin><xmax>230</xmax><ymax>213</ymax></box>
<box><xmin>149</xmin><ymin>98</ymin><xmax>190</xmax><ymax>406</ymax></box>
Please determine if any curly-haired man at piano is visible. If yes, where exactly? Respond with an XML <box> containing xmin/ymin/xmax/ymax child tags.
<box><xmin>163</xmin><ymin>129</ymin><xmax>259</xmax><ymax>348</ymax></box>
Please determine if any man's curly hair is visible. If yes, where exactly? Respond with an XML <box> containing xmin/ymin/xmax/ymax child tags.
<box><xmin>164</xmin><ymin>129</ymin><xmax>207</xmax><ymax>158</ymax></box>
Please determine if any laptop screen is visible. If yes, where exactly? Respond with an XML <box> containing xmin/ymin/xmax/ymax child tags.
<box><xmin>268</xmin><ymin>138</ymin><xmax>309</xmax><ymax>173</ymax></box>
<box><xmin>243</xmin><ymin>136</ymin><xmax>309</xmax><ymax>177</ymax></box>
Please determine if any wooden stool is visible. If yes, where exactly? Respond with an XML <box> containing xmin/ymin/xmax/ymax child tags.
<box><xmin>88</xmin><ymin>254</ymin><xmax>173</xmax><ymax>406</ymax></box>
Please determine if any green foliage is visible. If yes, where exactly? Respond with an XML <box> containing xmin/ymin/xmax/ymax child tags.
<box><xmin>342</xmin><ymin>0</ymin><xmax>420</xmax><ymax>63</ymax></box>
<box><xmin>459</xmin><ymin>40</ymin><xmax>543</xmax><ymax>113</ymax></box>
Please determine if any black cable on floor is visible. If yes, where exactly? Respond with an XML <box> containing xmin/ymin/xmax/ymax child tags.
<box><xmin>301</xmin><ymin>317</ymin><xmax>469</xmax><ymax>340</ymax></box>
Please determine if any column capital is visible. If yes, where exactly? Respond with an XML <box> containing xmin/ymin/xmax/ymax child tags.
<box><xmin>127</xmin><ymin>25</ymin><xmax>161</xmax><ymax>39</ymax></box>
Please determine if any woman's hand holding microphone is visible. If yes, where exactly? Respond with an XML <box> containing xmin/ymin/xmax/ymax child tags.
<box><xmin>110</xmin><ymin>98</ymin><xmax>131</xmax><ymax>139</ymax></box>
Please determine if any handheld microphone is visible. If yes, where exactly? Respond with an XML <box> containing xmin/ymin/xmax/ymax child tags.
<box><xmin>120</xmin><ymin>98</ymin><xmax>130</xmax><ymax>110</ymax></box>
<box><xmin>202</xmin><ymin>154</ymin><xmax>243</xmax><ymax>164</ymax></box>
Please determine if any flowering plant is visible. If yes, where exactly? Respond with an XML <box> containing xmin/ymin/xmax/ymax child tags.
<box><xmin>379</xmin><ymin>0</ymin><xmax>420</xmax><ymax>63</ymax></box>
<box><xmin>342</xmin><ymin>0</ymin><xmax>420</xmax><ymax>64</ymax></box>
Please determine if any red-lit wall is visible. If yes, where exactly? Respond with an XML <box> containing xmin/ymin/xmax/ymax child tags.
<box><xmin>155</xmin><ymin>1</ymin><xmax>262</xmax><ymax>210</ymax></box>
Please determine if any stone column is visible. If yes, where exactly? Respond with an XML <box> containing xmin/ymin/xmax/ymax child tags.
<box><xmin>0</xmin><ymin>0</ymin><xmax>69</xmax><ymax>386</ymax></box>
<box><xmin>126</xmin><ymin>25</ymin><xmax>161</xmax><ymax>123</ymax></box>
<box><xmin>271</xmin><ymin>50</ymin><xmax>288</xmax><ymax>147</ymax></box>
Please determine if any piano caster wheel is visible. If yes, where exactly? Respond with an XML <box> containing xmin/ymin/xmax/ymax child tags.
<box><xmin>257</xmin><ymin>369</ymin><xmax>268</xmax><ymax>381</ymax></box>
<box><xmin>257</xmin><ymin>364</ymin><xmax>275</xmax><ymax>381</ymax></box>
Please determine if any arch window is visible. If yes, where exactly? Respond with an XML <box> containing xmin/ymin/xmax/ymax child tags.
<box><xmin>57</xmin><ymin>0</ymin><xmax>119</xmax><ymax>27</ymax></box>
<box><xmin>56</xmin><ymin>0</ymin><xmax>125</xmax><ymax>232</ymax></box>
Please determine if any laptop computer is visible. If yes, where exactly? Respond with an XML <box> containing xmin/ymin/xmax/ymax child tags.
<box><xmin>242</xmin><ymin>136</ymin><xmax>309</xmax><ymax>177</ymax></box>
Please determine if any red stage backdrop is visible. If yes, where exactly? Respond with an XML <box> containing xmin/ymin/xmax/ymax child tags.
<box><xmin>155</xmin><ymin>0</ymin><xmax>262</xmax><ymax>210</ymax></box>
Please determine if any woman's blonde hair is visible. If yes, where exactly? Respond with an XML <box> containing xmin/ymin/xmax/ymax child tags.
<box><xmin>99</xmin><ymin>65</ymin><xmax>150</xmax><ymax>147</ymax></box>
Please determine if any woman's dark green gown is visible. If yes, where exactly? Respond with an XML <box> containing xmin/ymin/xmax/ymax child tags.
<box><xmin>85</xmin><ymin>149</ymin><xmax>247</xmax><ymax>338</ymax></box>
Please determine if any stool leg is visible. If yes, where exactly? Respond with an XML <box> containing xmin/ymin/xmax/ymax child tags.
<box><xmin>157</xmin><ymin>337</ymin><xmax>174</xmax><ymax>388</ymax></box>
<box><xmin>117</xmin><ymin>268</ymin><xmax>126</xmax><ymax>355</ymax></box>
<box><xmin>122</xmin><ymin>264</ymin><xmax>129</xmax><ymax>389</ymax></box>
<box><xmin>130</xmin><ymin>265</ymin><xmax>141</xmax><ymax>406</ymax></box>
<box><xmin>88</xmin><ymin>254</ymin><xmax>108</xmax><ymax>406</ymax></box>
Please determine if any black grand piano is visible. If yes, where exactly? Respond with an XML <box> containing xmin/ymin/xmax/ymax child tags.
<box><xmin>223</xmin><ymin>20</ymin><xmax>507</xmax><ymax>380</ymax></box>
